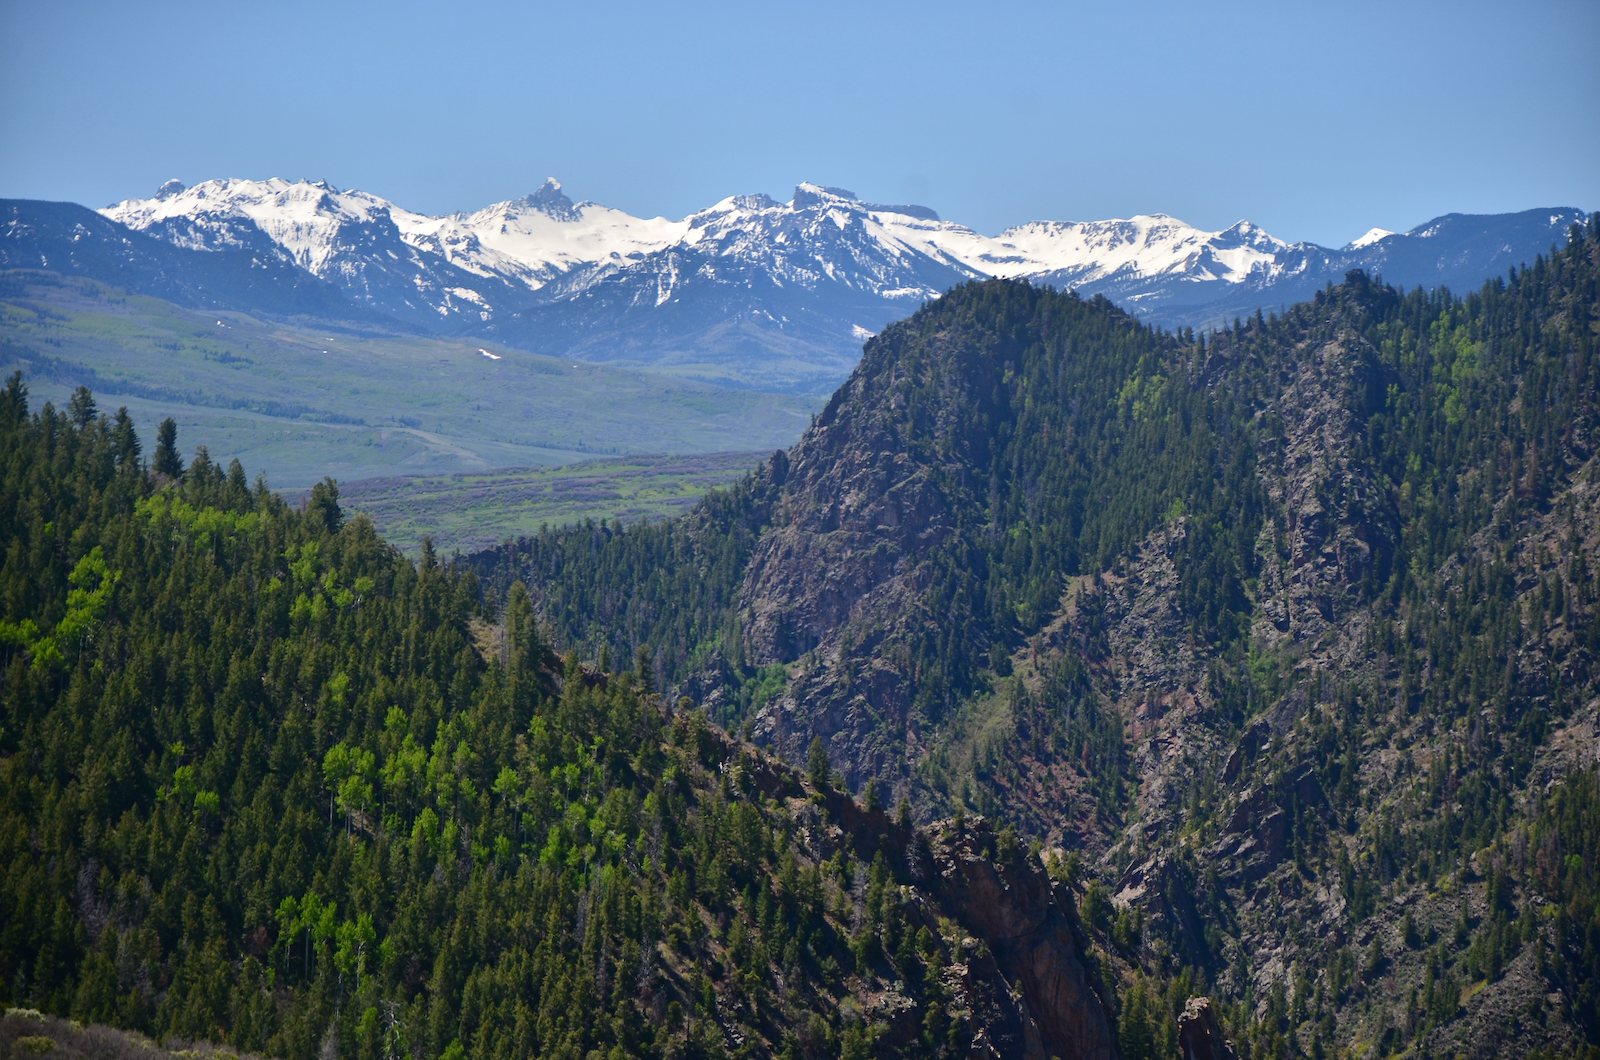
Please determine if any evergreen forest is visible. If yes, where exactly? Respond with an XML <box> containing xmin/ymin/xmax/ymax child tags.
<box><xmin>4</xmin><ymin>216</ymin><xmax>1600</xmax><ymax>1058</ymax></box>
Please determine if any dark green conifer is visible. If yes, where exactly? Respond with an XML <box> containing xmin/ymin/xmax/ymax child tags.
<box><xmin>153</xmin><ymin>416</ymin><xmax>183</xmax><ymax>477</ymax></box>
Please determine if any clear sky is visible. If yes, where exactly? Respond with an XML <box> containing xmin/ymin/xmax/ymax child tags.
<box><xmin>3</xmin><ymin>0</ymin><xmax>1595</xmax><ymax>247</ymax></box>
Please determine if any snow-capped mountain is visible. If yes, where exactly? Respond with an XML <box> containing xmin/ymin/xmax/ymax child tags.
<box><xmin>1347</xmin><ymin>227</ymin><xmax>1395</xmax><ymax>250</ymax></box>
<box><xmin>487</xmin><ymin>184</ymin><xmax>986</xmax><ymax>383</ymax></box>
<box><xmin>1</xmin><ymin>198</ymin><xmax>365</xmax><ymax>319</ymax></box>
<box><xmin>103</xmin><ymin>177</ymin><xmax>530</xmax><ymax>329</ymax></box>
<box><xmin>400</xmin><ymin>179</ymin><xmax>687</xmax><ymax>293</ymax></box>
<box><xmin>82</xmin><ymin>179</ymin><xmax>1595</xmax><ymax>387</ymax></box>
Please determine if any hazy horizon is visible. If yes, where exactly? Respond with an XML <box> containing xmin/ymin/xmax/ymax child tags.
<box><xmin>2</xmin><ymin>0</ymin><xmax>1596</xmax><ymax>248</ymax></box>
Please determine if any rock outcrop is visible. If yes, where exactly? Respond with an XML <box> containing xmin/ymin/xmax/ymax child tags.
<box><xmin>926</xmin><ymin>818</ymin><xmax>1118</xmax><ymax>1060</ymax></box>
<box><xmin>740</xmin><ymin>309</ymin><xmax>1007</xmax><ymax>794</ymax></box>
<box><xmin>695</xmin><ymin>724</ymin><xmax>1120</xmax><ymax>1058</ymax></box>
<box><xmin>1250</xmin><ymin>330</ymin><xmax>1396</xmax><ymax>648</ymax></box>
<box><xmin>1178</xmin><ymin>996</ymin><xmax>1239</xmax><ymax>1060</ymax></box>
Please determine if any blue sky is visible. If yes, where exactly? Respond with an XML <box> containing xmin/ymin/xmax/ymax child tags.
<box><xmin>3</xmin><ymin>0</ymin><xmax>1595</xmax><ymax>247</ymax></box>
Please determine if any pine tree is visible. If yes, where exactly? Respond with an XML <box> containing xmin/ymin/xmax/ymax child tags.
<box><xmin>67</xmin><ymin>386</ymin><xmax>97</xmax><ymax>428</ymax></box>
<box><xmin>807</xmin><ymin>736</ymin><xmax>831</xmax><ymax>790</ymax></box>
<box><xmin>307</xmin><ymin>477</ymin><xmax>343</xmax><ymax>534</ymax></box>
<box><xmin>153</xmin><ymin>417</ymin><xmax>183</xmax><ymax>477</ymax></box>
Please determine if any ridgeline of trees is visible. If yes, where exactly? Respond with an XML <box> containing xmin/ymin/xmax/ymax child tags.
<box><xmin>0</xmin><ymin>380</ymin><xmax>1003</xmax><ymax>1058</ymax></box>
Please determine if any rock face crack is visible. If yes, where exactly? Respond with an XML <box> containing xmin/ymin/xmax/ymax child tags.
<box><xmin>927</xmin><ymin>818</ymin><xmax>1118</xmax><ymax>1060</ymax></box>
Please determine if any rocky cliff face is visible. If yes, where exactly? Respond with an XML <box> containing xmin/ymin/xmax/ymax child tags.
<box><xmin>739</xmin><ymin>308</ymin><xmax>1015</xmax><ymax>793</ymax></box>
<box><xmin>692</xmin><ymin>720</ymin><xmax>1120</xmax><ymax>1058</ymax></box>
<box><xmin>1010</xmin><ymin>262</ymin><xmax>1600</xmax><ymax>1053</ymax></box>
<box><xmin>730</xmin><ymin>235</ymin><xmax>1599</xmax><ymax>1051</ymax></box>
<box><xmin>923</xmin><ymin>818</ymin><xmax>1117</xmax><ymax>1059</ymax></box>
<box><xmin>487</xmin><ymin>223</ymin><xmax>1600</xmax><ymax>1054</ymax></box>
<box><xmin>1177</xmin><ymin>996</ymin><xmax>1238</xmax><ymax>1060</ymax></box>
<box><xmin>1248</xmin><ymin>331</ymin><xmax>1397</xmax><ymax>647</ymax></box>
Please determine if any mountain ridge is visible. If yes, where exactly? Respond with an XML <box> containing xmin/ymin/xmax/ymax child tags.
<box><xmin>471</xmin><ymin>217</ymin><xmax>1600</xmax><ymax>1055</ymax></box>
<box><xmin>0</xmin><ymin>392</ymin><xmax>1122</xmax><ymax>1056</ymax></box>
<box><xmin>76</xmin><ymin>177</ymin><xmax>1587</xmax><ymax>388</ymax></box>
<box><xmin>1</xmin><ymin>198</ymin><xmax>369</xmax><ymax>321</ymax></box>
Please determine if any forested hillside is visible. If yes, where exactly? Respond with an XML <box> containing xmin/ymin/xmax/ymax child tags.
<box><xmin>0</xmin><ymin>383</ymin><xmax>1120</xmax><ymax>1058</ymax></box>
<box><xmin>476</xmin><ymin>217</ymin><xmax>1600</xmax><ymax>1055</ymax></box>
<box><xmin>6</xmin><ymin>216</ymin><xmax>1597</xmax><ymax>1058</ymax></box>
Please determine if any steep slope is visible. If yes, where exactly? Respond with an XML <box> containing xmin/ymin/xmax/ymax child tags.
<box><xmin>476</xmin><ymin>216</ymin><xmax>1600</xmax><ymax>1054</ymax></box>
<box><xmin>730</xmin><ymin>283</ymin><xmax>1177</xmax><ymax>793</ymax></box>
<box><xmin>798</xmin><ymin>232</ymin><xmax>1600</xmax><ymax>1055</ymax></box>
<box><xmin>0</xmin><ymin>385</ymin><xmax>1119</xmax><ymax>1058</ymax></box>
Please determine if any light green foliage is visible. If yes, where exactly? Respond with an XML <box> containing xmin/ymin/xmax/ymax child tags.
<box><xmin>58</xmin><ymin>546</ymin><xmax>118</xmax><ymax>644</ymax></box>
<box><xmin>0</xmin><ymin>382</ymin><xmax>978</xmax><ymax>1057</ymax></box>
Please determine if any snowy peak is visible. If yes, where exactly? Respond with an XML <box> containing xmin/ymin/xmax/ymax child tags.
<box><xmin>104</xmin><ymin>176</ymin><xmax>402</xmax><ymax>273</ymax></box>
<box><xmin>103</xmin><ymin>175</ymin><xmax>1314</xmax><ymax>308</ymax></box>
<box><xmin>1348</xmin><ymin>226</ymin><xmax>1394</xmax><ymax>250</ymax></box>
<box><xmin>656</xmin><ymin>181</ymin><xmax>976</xmax><ymax>303</ymax></box>
<box><xmin>1216</xmin><ymin>219</ymin><xmax>1290</xmax><ymax>252</ymax></box>
<box><xmin>792</xmin><ymin>182</ymin><xmax>859</xmax><ymax>209</ymax></box>
<box><xmin>517</xmin><ymin>177</ymin><xmax>578</xmax><ymax>221</ymax></box>
<box><xmin>104</xmin><ymin>177</ymin><xmax>532</xmax><ymax>329</ymax></box>
<box><xmin>412</xmin><ymin>184</ymin><xmax>685</xmax><ymax>290</ymax></box>
<box><xmin>92</xmin><ymin>176</ymin><xmax>1587</xmax><ymax>387</ymax></box>
<box><xmin>950</xmin><ymin>212</ymin><xmax>1286</xmax><ymax>287</ymax></box>
<box><xmin>105</xmin><ymin>176</ymin><xmax>687</xmax><ymax>304</ymax></box>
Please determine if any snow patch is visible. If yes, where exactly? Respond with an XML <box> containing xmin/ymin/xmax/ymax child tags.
<box><xmin>1348</xmin><ymin>227</ymin><xmax>1393</xmax><ymax>250</ymax></box>
<box><xmin>477</xmin><ymin>348</ymin><xmax>501</xmax><ymax>360</ymax></box>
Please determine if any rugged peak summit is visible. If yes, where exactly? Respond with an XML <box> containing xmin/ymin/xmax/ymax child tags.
<box><xmin>695</xmin><ymin>192</ymin><xmax>781</xmax><ymax>217</ymax></box>
<box><xmin>789</xmin><ymin>183</ymin><xmax>943</xmax><ymax>222</ymax></box>
<box><xmin>1216</xmin><ymin>218</ymin><xmax>1287</xmax><ymax>249</ymax></box>
<box><xmin>519</xmin><ymin>176</ymin><xmax>578</xmax><ymax>220</ymax></box>
<box><xmin>868</xmin><ymin>199</ymin><xmax>941</xmax><ymax>222</ymax></box>
<box><xmin>793</xmin><ymin>182</ymin><xmax>860</xmax><ymax>208</ymax></box>
<box><xmin>154</xmin><ymin>178</ymin><xmax>187</xmax><ymax>200</ymax></box>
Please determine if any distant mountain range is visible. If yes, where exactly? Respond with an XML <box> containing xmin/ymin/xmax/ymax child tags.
<box><xmin>2</xmin><ymin>178</ymin><xmax>1587</xmax><ymax>389</ymax></box>
<box><xmin>0</xmin><ymin>198</ymin><xmax>366</xmax><ymax>321</ymax></box>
